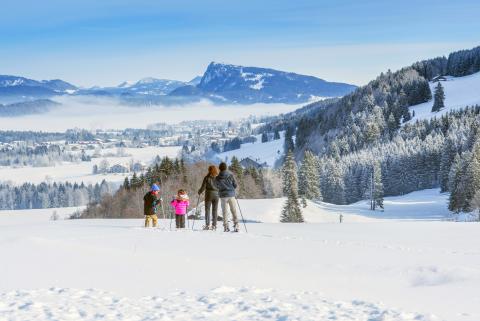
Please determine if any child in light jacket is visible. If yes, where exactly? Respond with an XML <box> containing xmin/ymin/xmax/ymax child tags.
<box><xmin>170</xmin><ymin>189</ymin><xmax>190</xmax><ymax>229</ymax></box>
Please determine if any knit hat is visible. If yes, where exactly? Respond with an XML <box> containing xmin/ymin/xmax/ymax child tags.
<box><xmin>151</xmin><ymin>184</ymin><xmax>160</xmax><ymax>192</ymax></box>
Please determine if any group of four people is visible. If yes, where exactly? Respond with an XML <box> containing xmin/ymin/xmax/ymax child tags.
<box><xmin>143</xmin><ymin>162</ymin><xmax>240</xmax><ymax>232</ymax></box>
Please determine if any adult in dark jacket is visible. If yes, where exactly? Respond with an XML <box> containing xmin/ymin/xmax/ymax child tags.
<box><xmin>216</xmin><ymin>162</ymin><xmax>239</xmax><ymax>232</ymax></box>
<box><xmin>198</xmin><ymin>165</ymin><xmax>219</xmax><ymax>230</ymax></box>
<box><xmin>143</xmin><ymin>184</ymin><xmax>160</xmax><ymax>227</ymax></box>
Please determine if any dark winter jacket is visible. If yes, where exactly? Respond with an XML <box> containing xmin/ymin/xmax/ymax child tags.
<box><xmin>198</xmin><ymin>175</ymin><xmax>219</xmax><ymax>201</ymax></box>
<box><xmin>143</xmin><ymin>192</ymin><xmax>159</xmax><ymax>216</ymax></box>
<box><xmin>215</xmin><ymin>170</ymin><xmax>237</xmax><ymax>198</ymax></box>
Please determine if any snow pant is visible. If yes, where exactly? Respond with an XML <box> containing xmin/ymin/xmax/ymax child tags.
<box><xmin>145</xmin><ymin>214</ymin><xmax>158</xmax><ymax>228</ymax></box>
<box><xmin>221</xmin><ymin>197</ymin><xmax>238</xmax><ymax>227</ymax></box>
<box><xmin>175</xmin><ymin>215</ymin><xmax>186</xmax><ymax>228</ymax></box>
<box><xmin>205</xmin><ymin>197</ymin><xmax>219</xmax><ymax>228</ymax></box>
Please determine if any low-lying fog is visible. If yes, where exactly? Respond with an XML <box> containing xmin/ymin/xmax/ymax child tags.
<box><xmin>0</xmin><ymin>96</ymin><xmax>301</xmax><ymax>131</ymax></box>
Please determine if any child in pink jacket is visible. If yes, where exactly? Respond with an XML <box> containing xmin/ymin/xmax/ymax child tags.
<box><xmin>171</xmin><ymin>189</ymin><xmax>190</xmax><ymax>229</ymax></box>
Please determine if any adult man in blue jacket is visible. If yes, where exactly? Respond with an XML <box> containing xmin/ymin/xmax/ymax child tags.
<box><xmin>216</xmin><ymin>162</ymin><xmax>239</xmax><ymax>232</ymax></box>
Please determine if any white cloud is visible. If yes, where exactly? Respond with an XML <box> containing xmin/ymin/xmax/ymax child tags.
<box><xmin>0</xmin><ymin>96</ymin><xmax>301</xmax><ymax>131</ymax></box>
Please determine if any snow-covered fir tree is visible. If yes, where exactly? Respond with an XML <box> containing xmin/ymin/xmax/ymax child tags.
<box><xmin>274</xmin><ymin>130</ymin><xmax>281</xmax><ymax>140</ymax></box>
<box><xmin>298</xmin><ymin>150</ymin><xmax>322</xmax><ymax>205</ymax></box>
<box><xmin>261</xmin><ymin>132</ymin><xmax>268</xmax><ymax>143</ymax></box>
<box><xmin>281</xmin><ymin>151</ymin><xmax>304</xmax><ymax>222</ymax></box>
<box><xmin>370</xmin><ymin>162</ymin><xmax>384</xmax><ymax>210</ymax></box>
<box><xmin>470</xmin><ymin>191</ymin><xmax>480</xmax><ymax>221</ymax></box>
<box><xmin>284</xmin><ymin>127</ymin><xmax>295</xmax><ymax>153</ymax></box>
<box><xmin>465</xmin><ymin>138</ymin><xmax>480</xmax><ymax>208</ymax></box>
<box><xmin>432</xmin><ymin>82</ymin><xmax>445</xmax><ymax>112</ymax></box>
<box><xmin>448</xmin><ymin>153</ymin><xmax>465</xmax><ymax>212</ymax></box>
<box><xmin>448</xmin><ymin>135</ymin><xmax>480</xmax><ymax>212</ymax></box>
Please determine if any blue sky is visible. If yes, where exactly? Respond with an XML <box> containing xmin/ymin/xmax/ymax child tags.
<box><xmin>0</xmin><ymin>0</ymin><xmax>479</xmax><ymax>87</ymax></box>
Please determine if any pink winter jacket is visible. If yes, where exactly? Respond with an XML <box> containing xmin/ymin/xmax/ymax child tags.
<box><xmin>170</xmin><ymin>199</ymin><xmax>189</xmax><ymax>215</ymax></box>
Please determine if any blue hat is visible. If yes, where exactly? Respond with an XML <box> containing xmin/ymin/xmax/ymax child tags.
<box><xmin>151</xmin><ymin>184</ymin><xmax>160</xmax><ymax>191</ymax></box>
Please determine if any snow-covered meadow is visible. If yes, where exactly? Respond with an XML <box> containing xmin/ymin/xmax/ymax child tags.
<box><xmin>1</xmin><ymin>72</ymin><xmax>479</xmax><ymax>321</ymax></box>
<box><xmin>217</xmin><ymin>132</ymin><xmax>285</xmax><ymax>167</ymax></box>
<box><xmin>408</xmin><ymin>71</ymin><xmax>480</xmax><ymax>123</ymax></box>
<box><xmin>1</xmin><ymin>191</ymin><xmax>479</xmax><ymax>321</ymax></box>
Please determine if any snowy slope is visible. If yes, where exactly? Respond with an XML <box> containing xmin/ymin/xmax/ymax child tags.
<box><xmin>217</xmin><ymin>132</ymin><xmax>285</xmax><ymax>167</ymax></box>
<box><xmin>1</xmin><ymin>206</ymin><xmax>479</xmax><ymax>321</ymax></box>
<box><xmin>408</xmin><ymin>71</ymin><xmax>480</xmax><ymax>122</ymax></box>
<box><xmin>235</xmin><ymin>198</ymin><xmax>376</xmax><ymax>223</ymax></box>
<box><xmin>315</xmin><ymin>188</ymin><xmax>451</xmax><ymax>221</ymax></box>
<box><xmin>198</xmin><ymin>189</ymin><xmax>449</xmax><ymax>223</ymax></box>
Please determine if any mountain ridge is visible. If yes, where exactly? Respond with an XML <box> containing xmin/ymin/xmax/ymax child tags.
<box><xmin>170</xmin><ymin>62</ymin><xmax>356</xmax><ymax>104</ymax></box>
<box><xmin>0</xmin><ymin>63</ymin><xmax>357</xmax><ymax>105</ymax></box>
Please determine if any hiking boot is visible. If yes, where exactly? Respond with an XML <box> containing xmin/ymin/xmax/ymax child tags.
<box><xmin>233</xmin><ymin>223</ymin><xmax>240</xmax><ymax>232</ymax></box>
<box><xmin>203</xmin><ymin>225</ymin><xmax>210</xmax><ymax>230</ymax></box>
<box><xmin>211</xmin><ymin>225</ymin><xmax>217</xmax><ymax>231</ymax></box>
<box><xmin>224</xmin><ymin>225</ymin><xmax>230</xmax><ymax>232</ymax></box>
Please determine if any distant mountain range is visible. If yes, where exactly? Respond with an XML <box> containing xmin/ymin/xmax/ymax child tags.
<box><xmin>77</xmin><ymin>78</ymin><xmax>193</xmax><ymax>97</ymax></box>
<box><xmin>0</xmin><ymin>75</ymin><xmax>76</xmax><ymax>103</ymax></box>
<box><xmin>0</xmin><ymin>63</ymin><xmax>357</xmax><ymax>105</ymax></box>
<box><xmin>170</xmin><ymin>63</ymin><xmax>356</xmax><ymax>104</ymax></box>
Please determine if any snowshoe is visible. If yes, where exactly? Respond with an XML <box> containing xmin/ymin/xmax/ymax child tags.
<box><xmin>233</xmin><ymin>224</ymin><xmax>239</xmax><ymax>233</ymax></box>
<box><xmin>202</xmin><ymin>225</ymin><xmax>210</xmax><ymax>230</ymax></box>
<box><xmin>224</xmin><ymin>226</ymin><xmax>230</xmax><ymax>232</ymax></box>
<box><xmin>211</xmin><ymin>225</ymin><xmax>217</xmax><ymax>231</ymax></box>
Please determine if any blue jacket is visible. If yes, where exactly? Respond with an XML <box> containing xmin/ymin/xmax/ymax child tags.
<box><xmin>215</xmin><ymin>170</ymin><xmax>237</xmax><ymax>198</ymax></box>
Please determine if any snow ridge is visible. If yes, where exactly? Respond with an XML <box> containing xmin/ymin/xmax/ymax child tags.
<box><xmin>0</xmin><ymin>287</ymin><xmax>435</xmax><ymax>321</ymax></box>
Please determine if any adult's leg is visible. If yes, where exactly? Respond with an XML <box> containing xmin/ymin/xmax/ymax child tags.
<box><xmin>221</xmin><ymin>198</ymin><xmax>230</xmax><ymax>230</ymax></box>
<box><xmin>211</xmin><ymin>197</ymin><xmax>219</xmax><ymax>228</ymax></box>
<box><xmin>204</xmin><ymin>199</ymin><xmax>211</xmax><ymax>227</ymax></box>
<box><xmin>228</xmin><ymin>197</ymin><xmax>239</xmax><ymax>225</ymax></box>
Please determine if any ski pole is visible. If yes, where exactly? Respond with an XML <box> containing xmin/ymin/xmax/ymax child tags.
<box><xmin>160</xmin><ymin>198</ymin><xmax>165</xmax><ymax>218</ymax></box>
<box><xmin>235</xmin><ymin>197</ymin><xmax>248</xmax><ymax>233</ymax></box>
<box><xmin>186</xmin><ymin>200</ymin><xmax>190</xmax><ymax>229</ymax></box>
<box><xmin>168</xmin><ymin>198</ymin><xmax>173</xmax><ymax>230</ymax></box>
<box><xmin>192</xmin><ymin>193</ymin><xmax>201</xmax><ymax>230</ymax></box>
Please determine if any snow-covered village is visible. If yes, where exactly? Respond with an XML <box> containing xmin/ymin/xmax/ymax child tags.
<box><xmin>1</xmin><ymin>1</ymin><xmax>480</xmax><ymax>321</ymax></box>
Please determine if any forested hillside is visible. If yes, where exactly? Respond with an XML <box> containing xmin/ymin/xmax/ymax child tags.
<box><xmin>261</xmin><ymin>46</ymin><xmax>480</xmax><ymax>213</ymax></box>
<box><xmin>80</xmin><ymin>156</ymin><xmax>282</xmax><ymax>219</ymax></box>
<box><xmin>0</xmin><ymin>180</ymin><xmax>111</xmax><ymax>210</ymax></box>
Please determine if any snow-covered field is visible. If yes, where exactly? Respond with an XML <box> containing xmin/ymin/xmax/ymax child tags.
<box><xmin>218</xmin><ymin>132</ymin><xmax>285</xmax><ymax>167</ymax></box>
<box><xmin>0</xmin><ymin>97</ymin><xmax>301</xmax><ymax>131</ymax></box>
<box><xmin>1</xmin><ymin>191</ymin><xmax>479</xmax><ymax>321</ymax></box>
<box><xmin>0</xmin><ymin>146</ymin><xmax>180</xmax><ymax>185</ymax></box>
<box><xmin>408</xmin><ymin>71</ymin><xmax>480</xmax><ymax>122</ymax></box>
<box><xmin>238</xmin><ymin>198</ymin><xmax>376</xmax><ymax>223</ymax></box>
<box><xmin>316</xmin><ymin>188</ymin><xmax>451</xmax><ymax>221</ymax></box>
